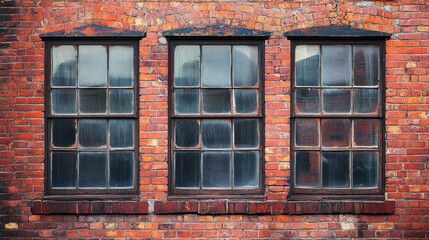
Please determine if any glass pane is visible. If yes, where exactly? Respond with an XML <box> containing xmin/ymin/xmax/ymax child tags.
<box><xmin>353</xmin><ymin>152</ymin><xmax>378</xmax><ymax>188</ymax></box>
<box><xmin>295</xmin><ymin>89</ymin><xmax>320</xmax><ymax>114</ymax></box>
<box><xmin>109</xmin><ymin>151</ymin><xmax>133</xmax><ymax>187</ymax></box>
<box><xmin>202</xmin><ymin>151</ymin><xmax>231</xmax><ymax>188</ymax></box>
<box><xmin>202</xmin><ymin>119</ymin><xmax>231</xmax><ymax>149</ymax></box>
<box><xmin>52</xmin><ymin>45</ymin><xmax>77</xmax><ymax>86</ymax></box>
<box><xmin>52</xmin><ymin>119</ymin><xmax>76</xmax><ymax>148</ymax></box>
<box><xmin>233</xmin><ymin>45</ymin><xmax>259</xmax><ymax>87</ymax></box>
<box><xmin>174</xmin><ymin>45</ymin><xmax>200</xmax><ymax>87</ymax></box>
<box><xmin>353</xmin><ymin>46</ymin><xmax>379</xmax><ymax>86</ymax></box>
<box><xmin>295</xmin><ymin>45</ymin><xmax>320</xmax><ymax>86</ymax></box>
<box><xmin>295</xmin><ymin>151</ymin><xmax>320</xmax><ymax>187</ymax></box>
<box><xmin>235</xmin><ymin>89</ymin><xmax>257</xmax><ymax>114</ymax></box>
<box><xmin>175</xmin><ymin>151</ymin><xmax>200</xmax><ymax>188</ymax></box>
<box><xmin>175</xmin><ymin>119</ymin><xmax>199</xmax><ymax>148</ymax></box>
<box><xmin>321</xmin><ymin>45</ymin><xmax>352</xmax><ymax>86</ymax></box>
<box><xmin>109</xmin><ymin>120</ymin><xmax>134</xmax><ymax>148</ymax></box>
<box><xmin>78</xmin><ymin>45</ymin><xmax>107</xmax><ymax>87</ymax></box>
<box><xmin>354</xmin><ymin>119</ymin><xmax>379</xmax><ymax>146</ymax></box>
<box><xmin>78</xmin><ymin>152</ymin><xmax>107</xmax><ymax>188</ymax></box>
<box><xmin>354</xmin><ymin>89</ymin><xmax>378</xmax><ymax>114</ymax></box>
<box><xmin>295</xmin><ymin>119</ymin><xmax>319</xmax><ymax>147</ymax></box>
<box><xmin>109</xmin><ymin>89</ymin><xmax>133</xmax><ymax>114</ymax></box>
<box><xmin>202</xmin><ymin>89</ymin><xmax>231</xmax><ymax>114</ymax></box>
<box><xmin>51</xmin><ymin>152</ymin><xmax>76</xmax><ymax>187</ymax></box>
<box><xmin>51</xmin><ymin>89</ymin><xmax>76</xmax><ymax>114</ymax></box>
<box><xmin>322</xmin><ymin>152</ymin><xmax>350</xmax><ymax>187</ymax></box>
<box><xmin>322</xmin><ymin>89</ymin><xmax>351</xmax><ymax>113</ymax></box>
<box><xmin>202</xmin><ymin>45</ymin><xmax>231</xmax><ymax>87</ymax></box>
<box><xmin>234</xmin><ymin>151</ymin><xmax>258</xmax><ymax>188</ymax></box>
<box><xmin>79</xmin><ymin>89</ymin><xmax>107</xmax><ymax>114</ymax></box>
<box><xmin>234</xmin><ymin>119</ymin><xmax>259</xmax><ymax>149</ymax></box>
<box><xmin>174</xmin><ymin>89</ymin><xmax>200</xmax><ymax>115</ymax></box>
<box><xmin>322</xmin><ymin>119</ymin><xmax>351</xmax><ymax>148</ymax></box>
<box><xmin>78</xmin><ymin>119</ymin><xmax>107</xmax><ymax>148</ymax></box>
<box><xmin>109</xmin><ymin>46</ymin><xmax>133</xmax><ymax>87</ymax></box>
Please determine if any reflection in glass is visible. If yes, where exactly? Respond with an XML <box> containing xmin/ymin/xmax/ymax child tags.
<box><xmin>353</xmin><ymin>152</ymin><xmax>378</xmax><ymax>187</ymax></box>
<box><xmin>323</xmin><ymin>89</ymin><xmax>351</xmax><ymax>113</ymax></box>
<box><xmin>175</xmin><ymin>151</ymin><xmax>200</xmax><ymax>188</ymax></box>
<box><xmin>202</xmin><ymin>151</ymin><xmax>231</xmax><ymax>188</ymax></box>
<box><xmin>322</xmin><ymin>152</ymin><xmax>349</xmax><ymax>187</ymax></box>
<box><xmin>202</xmin><ymin>45</ymin><xmax>231</xmax><ymax>87</ymax></box>
<box><xmin>234</xmin><ymin>151</ymin><xmax>258</xmax><ymax>188</ymax></box>
<box><xmin>79</xmin><ymin>152</ymin><xmax>107</xmax><ymax>187</ymax></box>
<box><xmin>79</xmin><ymin>89</ymin><xmax>107</xmax><ymax>114</ymax></box>
<box><xmin>202</xmin><ymin>89</ymin><xmax>231</xmax><ymax>114</ymax></box>
<box><xmin>354</xmin><ymin>46</ymin><xmax>379</xmax><ymax>86</ymax></box>
<box><xmin>354</xmin><ymin>89</ymin><xmax>378</xmax><ymax>114</ymax></box>
<box><xmin>109</xmin><ymin>89</ymin><xmax>133</xmax><ymax>114</ymax></box>
<box><xmin>295</xmin><ymin>119</ymin><xmax>319</xmax><ymax>147</ymax></box>
<box><xmin>233</xmin><ymin>45</ymin><xmax>259</xmax><ymax>87</ymax></box>
<box><xmin>175</xmin><ymin>119</ymin><xmax>199</xmax><ymax>148</ymax></box>
<box><xmin>322</xmin><ymin>119</ymin><xmax>351</xmax><ymax>147</ymax></box>
<box><xmin>235</xmin><ymin>90</ymin><xmax>257</xmax><ymax>114</ymax></box>
<box><xmin>174</xmin><ymin>45</ymin><xmax>200</xmax><ymax>87</ymax></box>
<box><xmin>354</xmin><ymin>119</ymin><xmax>379</xmax><ymax>146</ymax></box>
<box><xmin>52</xmin><ymin>119</ymin><xmax>76</xmax><ymax>148</ymax></box>
<box><xmin>78</xmin><ymin>45</ymin><xmax>107</xmax><ymax>87</ymax></box>
<box><xmin>109</xmin><ymin>120</ymin><xmax>134</xmax><ymax>148</ymax></box>
<box><xmin>295</xmin><ymin>45</ymin><xmax>320</xmax><ymax>86</ymax></box>
<box><xmin>110</xmin><ymin>151</ymin><xmax>133</xmax><ymax>187</ymax></box>
<box><xmin>295</xmin><ymin>89</ymin><xmax>320</xmax><ymax>114</ymax></box>
<box><xmin>52</xmin><ymin>89</ymin><xmax>76</xmax><ymax>114</ymax></box>
<box><xmin>78</xmin><ymin>119</ymin><xmax>107</xmax><ymax>147</ymax></box>
<box><xmin>321</xmin><ymin>45</ymin><xmax>352</xmax><ymax>86</ymax></box>
<box><xmin>51</xmin><ymin>152</ymin><xmax>76</xmax><ymax>187</ymax></box>
<box><xmin>52</xmin><ymin>45</ymin><xmax>77</xmax><ymax>86</ymax></box>
<box><xmin>234</xmin><ymin>119</ymin><xmax>259</xmax><ymax>149</ymax></box>
<box><xmin>202</xmin><ymin>119</ymin><xmax>231</xmax><ymax>149</ymax></box>
<box><xmin>109</xmin><ymin>46</ymin><xmax>133</xmax><ymax>87</ymax></box>
<box><xmin>175</xmin><ymin>89</ymin><xmax>200</xmax><ymax>114</ymax></box>
<box><xmin>295</xmin><ymin>151</ymin><xmax>320</xmax><ymax>187</ymax></box>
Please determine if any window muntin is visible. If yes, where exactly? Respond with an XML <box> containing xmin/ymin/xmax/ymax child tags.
<box><xmin>47</xmin><ymin>42</ymin><xmax>137</xmax><ymax>193</ymax></box>
<box><xmin>292</xmin><ymin>42</ymin><xmax>383</xmax><ymax>195</ymax></box>
<box><xmin>170</xmin><ymin>41</ymin><xmax>263</xmax><ymax>195</ymax></box>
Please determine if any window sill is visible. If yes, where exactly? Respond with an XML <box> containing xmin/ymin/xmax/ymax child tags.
<box><xmin>31</xmin><ymin>200</ymin><xmax>395</xmax><ymax>215</ymax></box>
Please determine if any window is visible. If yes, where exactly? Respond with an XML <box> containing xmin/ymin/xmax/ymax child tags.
<box><xmin>45</xmin><ymin>40</ymin><xmax>139</xmax><ymax>195</ymax></box>
<box><xmin>169</xmin><ymin>39</ymin><xmax>264</xmax><ymax>196</ymax></box>
<box><xmin>291</xmin><ymin>40</ymin><xmax>385</xmax><ymax>199</ymax></box>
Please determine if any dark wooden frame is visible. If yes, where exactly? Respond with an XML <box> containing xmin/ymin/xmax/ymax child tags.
<box><xmin>167</xmin><ymin>38</ymin><xmax>266</xmax><ymax>198</ymax></box>
<box><xmin>43</xmin><ymin>38</ymin><xmax>140</xmax><ymax>197</ymax></box>
<box><xmin>289</xmin><ymin>38</ymin><xmax>387</xmax><ymax>201</ymax></box>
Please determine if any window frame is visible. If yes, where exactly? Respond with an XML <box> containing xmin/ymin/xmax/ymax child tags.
<box><xmin>289</xmin><ymin>38</ymin><xmax>386</xmax><ymax>201</ymax></box>
<box><xmin>44</xmin><ymin>38</ymin><xmax>140</xmax><ymax>196</ymax></box>
<box><xmin>167</xmin><ymin>38</ymin><xmax>266</xmax><ymax>198</ymax></box>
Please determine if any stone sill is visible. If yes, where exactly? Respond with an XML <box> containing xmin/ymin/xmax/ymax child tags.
<box><xmin>31</xmin><ymin>200</ymin><xmax>395</xmax><ymax>215</ymax></box>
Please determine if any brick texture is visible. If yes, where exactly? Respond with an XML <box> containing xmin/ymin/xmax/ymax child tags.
<box><xmin>1</xmin><ymin>0</ymin><xmax>428</xmax><ymax>239</ymax></box>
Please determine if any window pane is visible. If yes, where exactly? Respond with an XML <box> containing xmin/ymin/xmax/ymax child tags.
<box><xmin>51</xmin><ymin>152</ymin><xmax>76</xmax><ymax>187</ymax></box>
<box><xmin>353</xmin><ymin>152</ymin><xmax>378</xmax><ymax>188</ymax></box>
<box><xmin>354</xmin><ymin>119</ymin><xmax>379</xmax><ymax>146</ymax></box>
<box><xmin>174</xmin><ymin>89</ymin><xmax>200</xmax><ymax>114</ymax></box>
<box><xmin>295</xmin><ymin>89</ymin><xmax>320</xmax><ymax>114</ymax></box>
<box><xmin>79</xmin><ymin>89</ymin><xmax>107</xmax><ymax>114</ymax></box>
<box><xmin>322</xmin><ymin>119</ymin><xmax>351</xmax><ymax>148</ymax></box>
<box><xmin>109</xmin><ymin>120</ymin><xmax>134</xmax><ymax>148</ymax></box>
<box><xmin>52</xmin><ymin>45</ymin><xmax>77</xmax><ymax>86</ymax></box>
<box><xmin>109</xmin><ymin>46</ymin><xmax>133</xmax><ymax>87</ymax></box>
<box><xmin>109</xmin><ymin>89</ymin><xmax>133</xmax><ymax>114</ymax></box>
<box><xmin>202</xmin><ymin>120</ymin><xmax>231</xmax><ymax>149</ymax></box>
<box><xmin>234</xmin><ymin>119</ymin><xmax>259</xmax><ymax>149</ymax></box>
<box><xmin>175</xmin><ymin>119</ymin><xmax>199</xmax><ymax>148</ymax></box>
<box><xmin>322</xmin><ymin>89</ymin><xmax>351</xmax><ymax>113</ymax></box>
<box><xmin>78</xmin><ymin>45</ymin><xmax>107</xmax><ymax>87</ymax></box>
<box><xmin>109</xmin><ymin>151</ymin><xmax>133</xmax><ymax>187</ymax></box>
<box><xmin>78</xmin><ymin>152</ymin><xmax>107</xmax><ymax>188</ymax></box>
<box><xmin>202</xmin><ymin>45</ymin><xmax>231</xmax><ymax>87</ymax></box>
<box><xmin>202</xmin><ymin>151</ymin><xmax>231</xmax><ymax>188</ymax></box>
<box><xmin>234</xmin><ymin>151</ymin><xmax>258</xmax><ymax>188</ymax></box>
<box><xmin>202</xmin><ymin>89</ymin><xmax>231</xmax><ymax>114</ymax></box>
<box><xmin>78</xmin><ymin>119</ymin><xmax>107</xmax><ymax>148</ymax></box>
<box><xmin>175</xmin><ymin>151</ymin><xmax>200</xmax><ymax>188</ymax></box>
<box><xmin>295</xmin><ymin>119</ymin><xmax>319</xmax><ymax>147</ymax></box>
<box><xmin>52</xmin><ymin>119</ymin><xmax>76</xmax><ymax>148</ymax></box>
<box><xmin>353</xmin><ymin>46</ymin><xmax>379</xmax><ymax>86</ymax></box>
<box><xmin>322</xmin><ymin>152</ymin><xmax>350</xmax><ymax>187</ymax></box>
<box><xmin>51</xmin><ymin>89</ymin><xmax>76</xmax><ymax>114</ymax></box>
<box><xmin>321</xmin><ymin>45</ymin><xmax>352</xmax><ymax>86</ymax></box>
<box><xmin>174</xmin><ymin>45</ymin><xmax>200</xmax><ymax>87</ymax></box>
<box><xmin>233</xmin><ymin>45</ymin><xmax>259</xmax><ymax>87</ymax></box>
<box><xmin>354</xmin><ymin>89</ymin><xmax>378</xmax><ymax>114</ymax></box>
<box><xmin>295</xmin><ymin>151</ymin><xmax>320</xmax><ymax>187</ymax></box>
<box><xmin>235</xmin><ymin>89</ymin><xmax>257</xmax><ymax>114</ymax></box>
<box><xmin>295</xmin><ymin>45</ymin><xmax>320</xmax><ymax>87</ymax></box>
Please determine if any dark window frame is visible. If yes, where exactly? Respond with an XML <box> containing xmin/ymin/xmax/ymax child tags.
<box><xmin>43</xmin><ymin>38</ymin><xmax>140</xmax><ymax>196</ymax></box>
<box><xmin>167</xmin><ymin>38</ymin><xmax>266</xmax><ymax>198</ymax></box>
<box><xmin>289</xmin><ymin>38</ymin><xmax>387</xmax><ymax>201</ymax></box>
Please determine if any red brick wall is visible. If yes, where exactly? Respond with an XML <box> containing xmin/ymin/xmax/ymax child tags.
<box><xmin>1</xmin><ymin>0</ymin><xmax>428</xmax><ymax>238</ymax></box>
